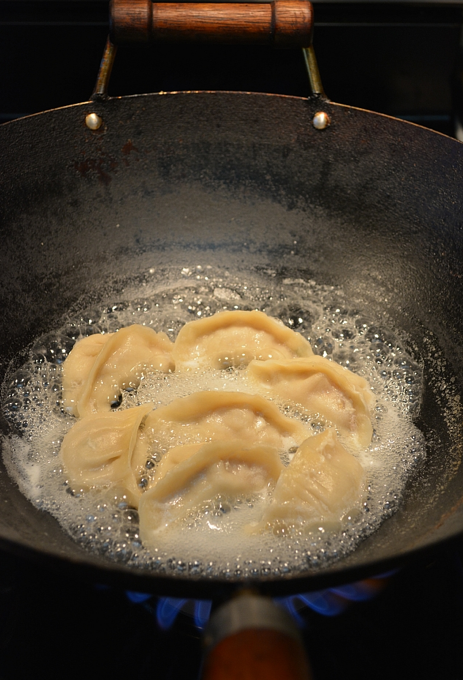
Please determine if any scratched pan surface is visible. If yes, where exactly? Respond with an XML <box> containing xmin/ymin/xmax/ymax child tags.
<box><xmin>1</xmin><ymin>91</ymin><xmax>463</xmax><ymax>598</ymax></box>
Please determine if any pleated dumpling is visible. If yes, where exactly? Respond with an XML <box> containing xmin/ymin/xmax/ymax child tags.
<box><xmin>253</xmin><ymin>429</ymin><xmax>366</xmax><ymax>534</ymax></box>
<box><xmin>132</xmin><ymin>390</ymin><xmax>311</xmax><ymax>471</ymax></box>
<box><xmin>62</xmin><ymin>332</ymin><xmax>113</xmax><ymax>414</ymax></box>
<box><xmin>63</xmin><ymin>325</ymin><xmax>174</xmax><ymax>417</ymax></box>
<box><xmin>139</xmin><ymin>440</ymin><xmax>284</xmax><ymax>542</ymax></box>
<box><xmin>60</xmin><ymin>403</ymin><xmax>153</xmax><ymax>506</ymax></box>
<box><xmin>247</xmin><ymin>356</ymin><xmax>375</xmax><ymax>449</ymax></box>
<box><xmin>153</xmin><ymin>443</ymin><xmax>204</xmax><ymax>482</ymax></box>
<box><xmin>172</xmin><ymin>310</ymin><xmax>313</xmax><ymax>371</ymax></box>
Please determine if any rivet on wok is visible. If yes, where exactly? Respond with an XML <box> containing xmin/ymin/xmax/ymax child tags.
<box><xmin>312</xmin><ymin>111</ymin><xmax>330</xmax><ymax>130</ymax></box>
<box><xmin>85</xmin><ymin>113</ymin><xmax>103</xmax><ymax>131</ymax></box>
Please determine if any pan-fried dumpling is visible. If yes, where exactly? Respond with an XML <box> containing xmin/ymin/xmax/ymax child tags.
<box><xmin>62</xmin><ymin>332</ymin><xmax>113</xmax><ymax>415</ymax></box>
<box><xmin>253</xmin><ymin>429</ymin><xmax>366</xmax><ymax>535</ymax></box>
<box><xmin>139</xmin><ymin>440</ymin><xmax>284</xmax><ymax>542</ymax></box>
<box><xmin>60</xmin><ymin>403</ymin><xmax>153</xmax><ymax>506</ymax></box>
<box><xmin>247</xmin><ymin>356</ymin><xmax>375</xmax><ymax>449</ymax></box>
<box><xmin>172</xmin><ymin>310</ymin><xmax>313</xmax><ymax>371</ymax></box>
<box><xmin>132</xmin><ymin>390</ymin><xmax>311</xmax><ymax>471</ymax></box>
<box><xmin>63</xmin><ymin>325</ymin><xmax>174</xmax><ymax>417</ymax></box>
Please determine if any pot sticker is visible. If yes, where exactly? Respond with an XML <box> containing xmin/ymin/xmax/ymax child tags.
<box><xmin>247</xmin><ymin>356</ymin><xmax>375</xmax><ymax>449</ymax></box>
<box><xmin>63</xmin><ymin>325</ymin><xmax>174</xmax><ymax>417</ymax></box>
<box><xmin>172</xmin><ymin>309</ymin><xmax>313</xmax><ymax>371</ymax></box>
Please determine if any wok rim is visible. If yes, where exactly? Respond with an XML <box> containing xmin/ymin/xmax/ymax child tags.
<box><xmin>2</xmin><ymin>88</ymin><xmax>460</xmax><ymax>142</ymax></box>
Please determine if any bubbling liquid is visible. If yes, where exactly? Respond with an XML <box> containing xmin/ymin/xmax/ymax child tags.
<box><xmin>2</xmin><ymin>266</ymin><xmax>426</xmax><ymax>580</ymax></box>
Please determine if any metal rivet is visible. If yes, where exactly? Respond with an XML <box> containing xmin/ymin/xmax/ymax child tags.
<box><xmin>312</xmin><ymin>111</ymin><xmax>330</xmax><ymax>130</ymax></box>
<box><xmin>85</xmin><ymin>113</ymin><xmax>103</xmax><ymax>131</ymax></box>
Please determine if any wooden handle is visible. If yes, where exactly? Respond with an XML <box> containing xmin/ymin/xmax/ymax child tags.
<box><xmin>202</xmin><ymin>628</ymin><xmax>312</xmax><ymax>680</ymax></box>
<box><xmin>110</xmin><ymin>0</ymin><xmax>313</xmax><ymax>47</ymax></box>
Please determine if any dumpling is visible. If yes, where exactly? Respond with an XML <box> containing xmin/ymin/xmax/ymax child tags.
<box><xmin>60</xmin><ymin>403</ymin><xmax>153</xmax><ymax>506</ymax></box>
<box><xmin>253</xmin><ymin>429</ymin><xmax>366</xmax><ymax>534</ymax></box>
<box><xmin>139</xmin><ymin>440</ymin><xmax>284</xmax><ymax>542</ymax></box>
<box><xmin>63</xmin><ymin>325</ymin><xmax>174</xmax><ymax>417</ymax></box>
<box><xmin>247</xmin><ymin>356</ymin><xmax>375</xmax><ymax>449</ymax></box>
<box><xmin>172</xmin><ymin>310</ymin><xmax>313</xmax><ymax>371</ymax></box>
<box><xmin>62</xmin><ymin>332</ymin><xmax>113</xmax><ymax>414</ymax></box>
<box><xmin>131</xmin><ymin>390</ymin><xmax>311</xmax><ymax>471</ymax></box>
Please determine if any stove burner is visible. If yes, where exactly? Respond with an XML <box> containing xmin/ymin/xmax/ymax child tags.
<box><xmin>125</xmin><ymin>573</ymin><xmax>392</xmax><ymax>630</ymax></box>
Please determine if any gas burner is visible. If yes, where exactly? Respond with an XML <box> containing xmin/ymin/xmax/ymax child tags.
<box><xmin>125</xmin><ymin>573</ymin><xmax>392</xmax><ymax>631</ymax></box>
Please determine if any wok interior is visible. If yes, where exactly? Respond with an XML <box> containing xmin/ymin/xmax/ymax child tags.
<box><xmin>1</xmin><ymin>92</ymin><xmax>463</xmax><ymax>596</ymax></box>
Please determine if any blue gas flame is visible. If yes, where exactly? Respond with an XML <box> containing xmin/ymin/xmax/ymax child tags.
<box><xmin>126</xmin><ymin>573</ymin><xmax>393</xmax><ymax>631</ymax></box>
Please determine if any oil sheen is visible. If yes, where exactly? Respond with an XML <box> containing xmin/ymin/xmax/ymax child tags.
<box><xmin>1</xmin><ymin>265</ymin><xmax>426</xmax><ymax>580</ymax></box>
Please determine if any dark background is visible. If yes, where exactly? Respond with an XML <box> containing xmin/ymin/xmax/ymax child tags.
<box><xmin>0</xmin><ymin>542</ymin><xmax>463</xmax><ymax>678</ymax></box>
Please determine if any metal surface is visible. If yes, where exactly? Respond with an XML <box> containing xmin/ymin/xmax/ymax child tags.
<box><xmin>303</xmin><ymin>45</ymin><xmax>325</xmax><ymax>98</ymax></box>
<box><xmin>1</xmin><ymin>91</ymin><xmax>463</xmax><ymax>598</ymax></box>
<box><xmin>85</xmin><ymin>112</ymin><xmax>103</xmax><ymax>129</ymax></box>
<box><xmin>203</xmin><ymin>593</ymin><xmax>301</xmax><ymax>650</ymax></box>
<box><xmin>312</xmin><ymin>110</ymin><xmax>330</xmax><ymax>128</ymax></box>
<box><xmin>91</xmin><ymin>37</ymin><xmax>117</xmax><ymax>100</ymax></box>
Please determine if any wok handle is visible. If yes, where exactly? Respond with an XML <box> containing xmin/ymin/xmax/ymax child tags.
<box><xmin>201</xmin><ymin>594</ymin><xmax>312</xmax><ymax>680</ymax></box>
<box><xmin>110</xmin><ymin>0</ymin><xmax>313</xmax><ymax>48</ymax></box>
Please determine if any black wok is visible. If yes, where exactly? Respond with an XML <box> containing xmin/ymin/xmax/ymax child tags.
<box><xmin>1</xmin><ymin>3</ymin><xmax>463</xmax><ymax>606</ymax></box>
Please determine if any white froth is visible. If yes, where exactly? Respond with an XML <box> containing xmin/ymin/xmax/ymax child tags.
<box><xmin>1</xmin><ymin>266</ymin><xmax>427</xmax><ymax>579</ymax></box>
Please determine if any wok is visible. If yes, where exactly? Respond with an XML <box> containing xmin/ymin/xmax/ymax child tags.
<box><xmin>1</xmin><ymin>0</ymin><xmax>463</xmax><ymax>611</ymax></box>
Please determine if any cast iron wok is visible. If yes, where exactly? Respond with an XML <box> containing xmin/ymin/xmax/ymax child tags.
<box><xmin>1</xmin><ymin>53</ymin><xmax>463</xmax><ymax>599</ymax></box>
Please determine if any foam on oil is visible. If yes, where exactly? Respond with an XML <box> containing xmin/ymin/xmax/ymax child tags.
<box><xmin>2</xmin><ymin>265</ymin><xmax>427</xmax><ymax>579</ymax></box>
